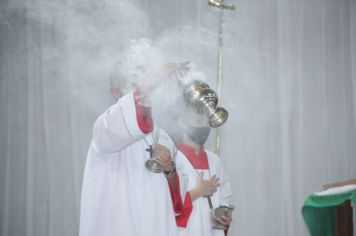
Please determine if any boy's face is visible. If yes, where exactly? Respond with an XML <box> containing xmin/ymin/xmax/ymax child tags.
<box><xmin>183</xmin><ymin>111</ymin><xmax>209</xmax><ymax>128</ymax></box>
<box><xmin>180</xmin><ymin>112</ymin><xmax>211</xmax><ymax>145</ymax></box>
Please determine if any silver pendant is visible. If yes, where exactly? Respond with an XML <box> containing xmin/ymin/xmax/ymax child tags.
<box><xmin>145</xmin><ymin>129</ymin><xmax>164</xmax><ymax>173</ymax></box>
<box><xmin>145</xmin><ymin>158</ymin><xmax>163</xmax><ymax>173</ymax></box>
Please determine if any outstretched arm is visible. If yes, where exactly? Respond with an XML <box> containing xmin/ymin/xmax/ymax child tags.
<box><xmin>92</xmin><ymin>90</ymin><xmax>153</xmax><ymax>154</ymax></box>
<box><xmin>92</xmin><ymin>61</ymin><xmax>190</xmax><ymax>154</ymax></box>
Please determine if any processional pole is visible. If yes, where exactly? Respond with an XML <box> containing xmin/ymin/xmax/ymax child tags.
<box><xmin>208</xmin><ymin>0</ymin><xmax>235</xmax><ymax>156</ymax></box>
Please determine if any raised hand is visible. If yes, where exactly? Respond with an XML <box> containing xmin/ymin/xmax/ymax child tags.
<box><xmin>190</xmin><ymin>172</ymin><xmax>220</xmax><ymax>201</ymax></box>
<box><xmin>136</xmin><ymin>61</ymin><xmax>190</xmax><ymax>100</ymax></box>
<box><xmin>162</xmin><ymin>61</ymin><xmax>190</xmax><ymax>80</ymax></box>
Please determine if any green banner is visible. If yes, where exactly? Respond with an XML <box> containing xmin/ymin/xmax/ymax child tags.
<box><xmin>301</xmin><ymin>189</ymin><xmax>356</xmax><ymax>236</ymax></box>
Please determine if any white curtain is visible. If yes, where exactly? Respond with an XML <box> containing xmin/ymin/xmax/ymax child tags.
<box><xmin>0</xmin><ymin>0</ymin><xmax>355</xmax><ymax>236</ymax></box>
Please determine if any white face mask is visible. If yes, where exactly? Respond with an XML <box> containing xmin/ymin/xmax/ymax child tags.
<box><xmin>185</xmin><ymin>126</ymin><xmax>211</xmax><ymax>145</ymax></box>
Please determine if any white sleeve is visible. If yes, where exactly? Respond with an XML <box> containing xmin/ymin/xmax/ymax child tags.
<box><xmin>92</xmin><ymin>91</ymin><xmax>150</xmax><ymax>153</ymax></box>
<box><xmin>219</xmin><ymin>162</ymin><xmax>232</xmax><ymax>206</ymax></box>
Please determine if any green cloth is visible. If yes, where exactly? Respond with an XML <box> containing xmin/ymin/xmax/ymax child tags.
<box><xmin>301</xmin><ymin>188</ymin><xmax>356</xmax><ymax>236</ymax></box>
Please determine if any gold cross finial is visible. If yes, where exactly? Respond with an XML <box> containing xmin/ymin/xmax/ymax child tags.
<box><xmin>208</xmin><ymin>0</ymin><xmax>236</xmax><ymax>10</ymax></box>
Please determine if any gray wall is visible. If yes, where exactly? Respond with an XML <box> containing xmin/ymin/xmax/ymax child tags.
<box><xmin>0</xmin><ymin>0</ymin><xmax>356</xmax><ymax>235</ymax></box>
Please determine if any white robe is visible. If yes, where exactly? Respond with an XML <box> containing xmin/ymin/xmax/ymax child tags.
<box><xmin>79</xmin><ymin>91</ymin><xmax>178</xmax><ymax>236</ymax></box>
<box><xmin>175</xmin><ymin>149</ymin><xmax>232</xmax><ymax>236</ymax></box>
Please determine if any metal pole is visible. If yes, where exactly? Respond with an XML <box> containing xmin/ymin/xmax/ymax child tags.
<box><xmin>208</xmin><ymin>0</ymin><xmax>235</xmax><ymax>155</ymax></box>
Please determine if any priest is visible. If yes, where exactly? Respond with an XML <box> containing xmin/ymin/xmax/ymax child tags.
<box><xmin>79</xmin><ymin>40</ymin><xmax>191</xmax><ymax>236</ymax></box>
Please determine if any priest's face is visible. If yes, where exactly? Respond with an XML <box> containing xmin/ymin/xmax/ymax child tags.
<box><xmin>110</xmin><ymin>86</ymin><xmax>122</xmax><ymax>102</ymax></box>
<box><xmin>110</xmin><ymin>81</ymin><xmax>136</xmax><ymax>102</ymax></box>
